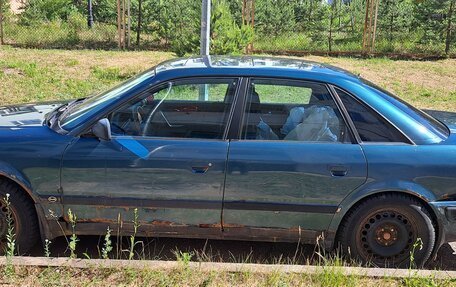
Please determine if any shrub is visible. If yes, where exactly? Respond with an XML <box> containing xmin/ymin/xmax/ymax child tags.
<box><xmin>210</xmin><ymin>0</ymin><xmax>253</xmax><ymax>55</ymax></box>
<box><xmin>19</xmin><ymin>0</ymin><xmax>77</xmax><ymax>25</ymax></box>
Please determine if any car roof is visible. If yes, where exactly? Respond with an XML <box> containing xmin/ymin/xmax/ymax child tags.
<box><xmin>153</xmin><ymin>55</ymin><xmax>361</xmax><ymax>83</ymax></box>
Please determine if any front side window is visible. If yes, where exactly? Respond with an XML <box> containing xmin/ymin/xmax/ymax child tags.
<box><xmin>336</xmin><ymin>88</ymin><xmax>409</xmax><ymax>143</ymax></box>
<box><xmin>241</xmin><ymin>79</ymin><xmax>349</xmax><ymax>143</ymax></box>
<box><xmin>109</xmin><ymin>78</ymin><xmax>237</xmax><ymax>140</ymax></box>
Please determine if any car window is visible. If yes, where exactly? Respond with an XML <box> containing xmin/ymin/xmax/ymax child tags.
<box><xmin>60</xmin><ymin>69</ymin><xmax>155</xmax><ymax>130</ymax></box>
<box><xmin>109</xmin><ymin>78</ymin><xmax>237</xmax><ymax>140</ymax></box>
<box><xmin>241</xmin><ymin>79</ymin><xmax>349</xmax><ymax>143</ymax></box>
<box><xmin>336</xmin><ymin>88</ymin><xmax>409</xmax><ymax>143</ymax></box>
<box><xmin>361</xmin><ymin>78</ymin><xmax>449</xmax><ymax>139</ymax></box>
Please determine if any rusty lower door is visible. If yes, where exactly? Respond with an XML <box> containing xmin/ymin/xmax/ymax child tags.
<box><xmin>60</xmin><ymin>136</ymin><xmax>229</xmax><ymax>238</ymax></box>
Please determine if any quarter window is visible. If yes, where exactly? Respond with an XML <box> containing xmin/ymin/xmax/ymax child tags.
<box><xmin>336</xmin><ymin>88</ymin><xmax>409</xmax><ymax>143</ymax></box>
<box><xmin>241</xmin><ymin>79</ymin><xmax>349</xmax><ymax>142</ymax></box>
<box><xmin>109</xmin><ymin>79</ymin><xmax>237</xmax><ymax>139</ymax></box>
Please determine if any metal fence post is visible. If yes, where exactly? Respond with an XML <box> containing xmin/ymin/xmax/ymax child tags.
<box><xmin>87</xmin><ymin>0</ymin><xmax>94</xmax><ymax>28</ymax></box>
<box><xmin>199</xmin><ymin>0</ymin><xmax>211</xmax><ymax>102</ymax></box>
<box><xmin>200</xmin><ymin>0</ymin><xmax>211</xmax><ymax>56</ymax></box>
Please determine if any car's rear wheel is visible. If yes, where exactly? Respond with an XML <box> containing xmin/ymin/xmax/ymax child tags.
<box><xmin>0</xmin><ymin>180</ymin><xmax>39</xmax><ymax>254</ymax></box>
<box><xmin>337</xmin><ymin>193</ymin><xmax>435</xmax><ymax>268</ymax></box>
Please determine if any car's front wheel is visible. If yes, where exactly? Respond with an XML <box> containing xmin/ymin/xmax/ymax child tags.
<box><xmin>0</xmin><ymin>180</ymin><xmax>39</xmax><ymax>254</ymax></box>
<box><xmin>337</xmin><ymin>193</ymin><xmax>435</xmax><ymax>268</ymax></box>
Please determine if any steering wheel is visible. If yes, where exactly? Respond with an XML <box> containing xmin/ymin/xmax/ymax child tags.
<box><xmin>141</xmin><ymin>106</ymin><xmax>159</xmax><ymax>137</ymax></box>
<box><xmin>141</xmin><ymin>83</ymin><xmax>173</xmax><ymax>137</ymax></box>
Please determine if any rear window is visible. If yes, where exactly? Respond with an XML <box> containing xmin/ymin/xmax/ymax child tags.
<box><xmin>361</xmin><ymin>79</ymin><xmax>449</xmax><ymax>139</ymax></box>
<box><xmin>336</xmin><ymin>88</ymin><xmax>409</xmax><ymax>143</ymax></box>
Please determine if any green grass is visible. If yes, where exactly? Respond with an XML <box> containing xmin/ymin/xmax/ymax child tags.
<box><xmin>2</xmin><ymin>265</ymin><xmax>455</xmax><ymax>287</ymax></box>
<box><xmin>0</xmin><ymin>47</ymin><xmax>173</xmax><ymax>105</ymax></box>
<box><xmin>254</xmin><ymin>32</ymin><xmax>456</xmax><ymax>56</ymax></box>
<box><xmin>0</xmin><ymin>47</ymin><xmax>455</xmax><ymax>112</ymax></box>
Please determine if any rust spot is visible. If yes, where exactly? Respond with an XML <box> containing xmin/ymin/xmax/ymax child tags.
<box><xmin>74</xmin><ymin>217</ymin><xmax>114</xmax><ymax>223</ymax></box>
<box><xmin>199</xmin><ymin>223</ymin><xmax>222</xmax><ymax>228</ymax></box>
<box><xmin>151</xmin><ymin>220</ymin><xmax>173</xmax><ymax>226</ymax></box>
<box><xmin>289</xmin><ymin>226</ymin><xmax>308</xmax><ymax>232</ymax></box>
<box><xmin>151</xmin><ymin>220</ymin><xmax>187</xmax><ymax>227</ymax></box>
<box><xmin>221</xmin><ymin>223</ymin><xmax>245</xmax><ymax>228</ymax></box>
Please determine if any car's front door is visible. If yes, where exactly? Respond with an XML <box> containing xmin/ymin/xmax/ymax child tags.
<box><xmin>61</xmin><ymin>78</ymin><xmax>239</xmax><ymax>236</ymax></box>
<box><xmin>221</xmin><ymin>78</ymin><xmax>368</xmax><ymax>242</ymax></box>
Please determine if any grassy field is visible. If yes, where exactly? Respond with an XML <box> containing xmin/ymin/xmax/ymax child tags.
<box><xmin>0</xmin><ymin>47</ymin><xmax>456</xmax><ymax>111</ymax></box>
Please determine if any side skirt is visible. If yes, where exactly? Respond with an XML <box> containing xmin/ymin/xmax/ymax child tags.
<box><xmin>46</xmin><ymin>220</ymin><xmax>332</xmax><ymax>245</ymax></box>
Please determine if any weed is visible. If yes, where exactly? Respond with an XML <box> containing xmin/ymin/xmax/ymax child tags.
<box><xmin>409</xmin><ymin>238</ymin><xmax>423</xmax><ymax>269</ymax></box>
<box><xmin>67</xmin><ymin>208</ymin><xmax>79</xmax><ymax>259</ymax></box>
<box><xmin>116</xmin><ymin>213</ymin><xmax>122</xmax><ymax>259</ymax></box>
<box><xmin>101</xmin><ymin>226</ymin><xmax>113</xmax><ymax>259</ymax></box>
<box><xmin>128</xmin><ymin>208</ymin><xmax>140</xmax><ymax>260</ymax></box>
<box><xmin>174</xmin><ymin>250</ymin><xmax>194</xmax><ymax>266</ymax></box>
<box><xmin>4</xmin><ymin>194</ymin><xmax>15</xmax><ymax>258</ymax></box>
<box><xmin>4</xmin><ymin>193</ymin><xmax>15</xmax><ymax>278</ymax></box>
<box><xmin>44</xmin><ymin>239</ymin><xmax>51</xmax><ymax>258</ymax></box>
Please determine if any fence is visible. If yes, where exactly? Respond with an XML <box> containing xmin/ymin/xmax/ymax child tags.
<box><xmin>0</xmin><ymin>0</ymin><xmax>455</xmax><ymax>58</ymax></box>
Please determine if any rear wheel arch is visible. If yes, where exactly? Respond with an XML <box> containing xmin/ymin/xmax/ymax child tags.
<box><xmin>334</xmin><ymin>191</ymin><xmax>440</xmax><ymax>266</ymax></box>
<box><xmin>336</xmin><ymin>191</ymin><xmax>439</xmax><ymax>235</ymax></box>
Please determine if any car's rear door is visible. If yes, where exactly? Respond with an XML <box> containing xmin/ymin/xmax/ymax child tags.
<box><xmin>61</xmin><ymin>78</ymin><xmax>239</xmax><ymax>237</ymax></box>
<box><xmin>221</xmin><ymin>78</ymin><xmax>368</xmax><ymax>242</ymax></box>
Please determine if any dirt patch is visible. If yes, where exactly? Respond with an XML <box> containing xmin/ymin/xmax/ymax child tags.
<box><xmin>2</xmin><ymin>67</ymin><xmax>24</xmax><ymax>76</ymax></box>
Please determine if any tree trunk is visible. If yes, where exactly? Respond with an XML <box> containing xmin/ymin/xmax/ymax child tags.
<box><xmin>329</xmin><ymin>4</ymin><xmax>334</xmax><ymax>52</ymax></box>
<box><xmin>0</xmin><ymin>0</ymin><xmax>3</xmax><ymax>46</ymax></box>
<box><xmin>308</xmin><ymin>0</ymin><xmax>313</xmax><ymax>22</ymax></box>
<box><xmin>136</xmin><ymin>0</ymin><xmax>142</xmax><ymax>46</ymax></box>
<box><xmin>445</xmin><ymin>0</ymin><xmax>455</xmax><ymax>54</ymax></box>
<box><xmin>389</xmin><ymin>1</ymin><xmax>394</xmax><ymax>42</ymax></box>
<box><xmin>117</xmin><ymin>0</ymin><xmax>122</xmax><ymax>49</ymax></box>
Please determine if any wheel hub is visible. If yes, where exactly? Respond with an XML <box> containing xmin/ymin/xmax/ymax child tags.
<box><xmin>375</xmin><ymin>224</ymin><xmax>398</xmax><ymax>246</ymax></box>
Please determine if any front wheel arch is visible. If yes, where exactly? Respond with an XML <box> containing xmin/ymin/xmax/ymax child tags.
<box><xmin>0</xmin><ymin>177</ymin><xmax>41</xmax><ymax>254</ymax></box>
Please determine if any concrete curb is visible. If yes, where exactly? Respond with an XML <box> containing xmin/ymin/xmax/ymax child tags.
<box><xmin>1</xmin><ymin>257</ymin><xmax>456</xmax><ymax>279</ymax></box>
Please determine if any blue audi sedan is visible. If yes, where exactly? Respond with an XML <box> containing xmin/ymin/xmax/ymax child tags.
<box><xmin>0</xmin><ymin>56</ymin><xmax>454</xmax><ymax>267</ymax></box>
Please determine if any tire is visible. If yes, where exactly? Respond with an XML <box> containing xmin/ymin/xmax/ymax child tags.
<box><xmin>337</xmin><ymin>193</ymin><xmax>435</xmax><ymax>268</ymax></box>
<box><xmin>0</xmin><ymin>180</ymin><xmax>39</xmax><ymax>254</ymax></box>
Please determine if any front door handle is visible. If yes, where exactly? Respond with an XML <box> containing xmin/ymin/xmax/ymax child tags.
<box><xmin>329</xmin><ymin>165</ymin><xmax>348</xmax><ymax>177</ymax></box>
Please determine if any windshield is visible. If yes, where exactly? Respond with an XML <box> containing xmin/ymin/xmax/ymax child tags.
<box><xmin>361</xmin><ymin>78</ymin><xmax>450</xmax><ymax>139</ymax></box>
<box><xmin>60</xmin><ymin>69</ymin><xmax>155</xmax><ymax>130</ymax></box>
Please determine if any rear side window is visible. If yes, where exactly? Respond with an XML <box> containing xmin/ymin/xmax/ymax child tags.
<box><xmin>336</xmin><ymin>88</ymin><xmax>409</xmax><ymax>143</ymax></box>
<box><xmin>240</xmin><ymin>79</ymin><xmax>350</xmax><ymax>143</ymax></box>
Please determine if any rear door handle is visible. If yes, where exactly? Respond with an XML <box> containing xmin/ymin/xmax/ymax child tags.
<box><xmin>329</xmin><ymin>165</ymin><xmax>348</xmax><ymax>177</ymax></box>
<box><xmin>191</xmin><ymin>166</ymin><xmax>210</xmax><ymax>174</ymax></box>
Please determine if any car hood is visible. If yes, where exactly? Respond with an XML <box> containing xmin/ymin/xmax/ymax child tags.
<box><xmin>0</xmin><ymin>102</ymin><xmax>64</xmax><ymax>128</ymax></box>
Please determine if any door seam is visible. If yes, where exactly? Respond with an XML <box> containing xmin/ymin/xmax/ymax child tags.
<box><xmin>220</xmin><ymin>140</ymin><xmax>231</xmax><ymax>231</ymax></box>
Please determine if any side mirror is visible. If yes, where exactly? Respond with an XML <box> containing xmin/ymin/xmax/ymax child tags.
<box><xmin>92</xmin><ymin>118</ymin><xmax>112</xmax><ymax>141</ymax></box>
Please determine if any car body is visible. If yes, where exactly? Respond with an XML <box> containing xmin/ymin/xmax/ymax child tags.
<box><xmin>1</xmin><ymin>56</ymin><xmax>455</xmax><ymax>266</ymax></box>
